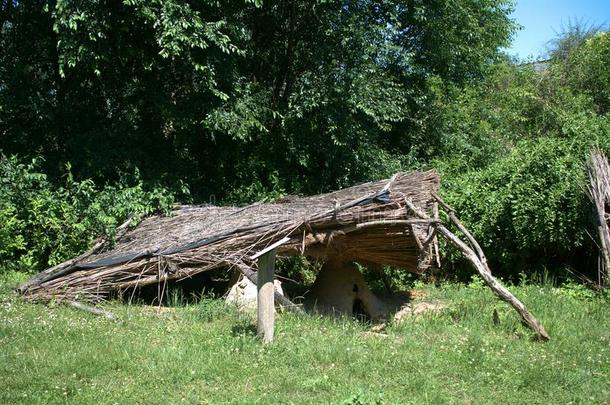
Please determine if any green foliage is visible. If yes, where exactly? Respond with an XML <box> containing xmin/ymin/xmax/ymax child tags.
<box><xmin>555</xmin><ymin>281</ymin><xmax>597</xmax><ymax>301</ymax></box>
<box><xmin>467</xmin><ymin>275</ymin><xmax>487</xmax><ymax>290</ymax></box>
<box><xmin>52</xmin><ymin>0</ymin><xmax>240</xmax><ymax>82</ymax></box>
<box><xmin>0</xmin><ymin>0</ymin><xmax>517</xmax><ymax>201</ymax></box>
<box><xmin>0</xmin><ymin>155</ymin><xmax>179</xmax><ymax>273</ymax></box>
<box><xmin>558</xmin><ymin>32</ymin><xmax>610</xmax><ymax>114</ymax></box>
<box><xmin>398</xmin><ymin>0</ymin><xmax>516</xmax><ymax>82</ymax></box>
<box><xmin>277</xmin><ymin>256</ymin><xmax>319</xmax><ymax>286</ymax></box>
<box><xmin>194</xmin><ymin>295</ymin><xmax>234</xmax><ymax>323</ymax></box>
<box><xmin>440</xmin><ymin>137</ymin><xmax>592</xmax><ymax>272</ymax></box>
<box><xmin>360</xmin><ymin>265</ymin><xmax>426</xmax><ymax>294</ymax></box>
<box><xmin>430</xmin><ymin>32</ymin><xmax>610</xmax><ymax>278</ymax></box>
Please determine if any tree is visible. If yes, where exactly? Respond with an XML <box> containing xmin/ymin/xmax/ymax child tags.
<box><xmin>1</xmin><ymin>0</ymin><xmax>517</xmax><ymax>201</ymax></box>
<box><xmin>546</xmin><ymin>18</ymin><xmax>605</xmax><ymax>61</ymax></box>
<box><xmin>561</xmin><ymin>31</ymin><xmax>610</xmax><ymax>114</ymax></box>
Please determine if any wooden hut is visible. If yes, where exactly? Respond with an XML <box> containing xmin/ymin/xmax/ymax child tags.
<box><xmin>19</xmin><ymin>171</ymin><xmax>440</xmax><ymax>303</ymax></box>
<box><xmin>19</xmin><ymin>170</ymin><xmax>550</xmax><ymax>341</ymax></box>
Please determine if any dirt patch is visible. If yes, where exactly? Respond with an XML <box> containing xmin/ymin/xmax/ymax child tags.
<box><xmin>392</xmin><ymin>301</ymin><xmax>447</xmax><ymax>321</ymax></box>
<box><xmin>407</xmin><ymin>288</ymin><xmax>427</xmax><ymax>301</ymax></box>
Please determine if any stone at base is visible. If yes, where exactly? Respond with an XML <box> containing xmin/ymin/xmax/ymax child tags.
<box><xmin>225</xmin><ymin>275</ymin><xmax>285</xmax><ymax>312</ymax></box>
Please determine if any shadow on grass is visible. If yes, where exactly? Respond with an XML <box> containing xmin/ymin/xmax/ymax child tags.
<box><xmin>231</xmin><ymin>322</ymin><xmax>257</xmax><ymax>337</ymax></box>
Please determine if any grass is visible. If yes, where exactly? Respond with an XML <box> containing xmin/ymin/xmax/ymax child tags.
<box><xmin>1</xmin><ymin>271</ymin><xmax>609</xmax><ymax>404</ymax></box>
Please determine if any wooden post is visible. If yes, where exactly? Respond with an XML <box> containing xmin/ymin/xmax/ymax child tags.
<box><xmin>257</xmin><ymin>249</ymin><xmax>276</xmax><ymax>343</ymax></box>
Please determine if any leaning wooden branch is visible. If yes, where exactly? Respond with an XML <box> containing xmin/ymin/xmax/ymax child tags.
<box><xmin>432</xmin><ymin>192</ymin><xmax>489</xmax><ymax>269</ymax></box>
<box><xmin>405</xmin><ymin>198</ymin><xmax>550</xmax><ymax>341</ymax></box>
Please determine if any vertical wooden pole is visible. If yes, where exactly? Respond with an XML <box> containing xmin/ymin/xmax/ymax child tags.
<box><xmin>257</xmin><ymin>249</ymin><xmax>276</xmax><ymax>343</ymax></box>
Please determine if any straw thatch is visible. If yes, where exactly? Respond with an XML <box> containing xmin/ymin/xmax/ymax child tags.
<box><xmin>19</xmin><ymin>170</ymin><xmax>441</xmax><ymax>303</ymax></box>
<box><xmin>587</xmin><ymin>149</ymin><xmax>610</xmax><ymax>285</ymax></box>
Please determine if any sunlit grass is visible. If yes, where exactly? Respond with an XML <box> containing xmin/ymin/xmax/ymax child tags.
<box><xmin>1</xmin><ymin>272</ymin><xmax>608</xmax><ymax>404</ymax></box>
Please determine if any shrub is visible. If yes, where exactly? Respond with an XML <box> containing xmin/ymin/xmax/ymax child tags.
<box><xmin>561</xmin><ymin>31</ymin><xmax>610</xmax><ymax>114</ymax></box>
<box><xmin>438</xmin><ymin>120</ymin><xmax>610</xmax><ymax>278</ymax></box>
<box><xmin>432</xmin><ymin>43</ymin><xmax>610</xmax><ymax>279</ymax></box>
<box><xmin>0</xmin><ymin>155</ymin><xmax>180</xmax><ymax>273</ymax></box>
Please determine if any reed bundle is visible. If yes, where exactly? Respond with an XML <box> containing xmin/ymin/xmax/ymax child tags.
<box><xmin>587</xmin><ymin>149</ymin><xmax>610</xmax><ymax>285</ymax></box>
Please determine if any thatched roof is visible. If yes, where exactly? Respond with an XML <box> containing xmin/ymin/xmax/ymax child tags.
<box><xmin>20</xmin><ymin>170</ymin><xmax>441</xmax><ymax>302</ymax></box>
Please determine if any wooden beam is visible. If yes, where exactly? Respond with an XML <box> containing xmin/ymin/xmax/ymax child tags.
<box><xmin>250</xmin><ymin>237</ymin><xmax>291</xmax><ymax>261</ymax></box>
<box><xmin>257</xmin><ymin>249</ymin><xmax>276</xmax><ymax>343</ymax></box>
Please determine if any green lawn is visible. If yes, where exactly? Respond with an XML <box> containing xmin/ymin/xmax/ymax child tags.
<box><xmin>1</xmin><ymin>272</ymin><xmax>608</xmax><ymax>404</ymax></box>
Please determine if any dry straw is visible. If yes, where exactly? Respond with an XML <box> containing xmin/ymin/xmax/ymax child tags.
<box><xmin>587</xmin><ymin>149</ymin><xmax>610</xmax><ymax>285</ymax></box>
<box><xmin>19</xmin><ymin>171</ymin><xmax>441</xmax><ymax>303</ymax></box>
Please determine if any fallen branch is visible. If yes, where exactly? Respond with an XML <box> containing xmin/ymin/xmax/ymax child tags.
<box><xmin>437</xmin><ymin>224</ymin><xmax>549</xmax><ymax>341</ymax></box>
<box><xmin>432</xmin><ymin>193</ymin><xmax>489</xmax><ymax>270</ymax></box>
<box><xmin>405</xmin><ymin>198</ymin><xmax>550</xmax><ymax>341</ymax></box>
<box><xmin>69</xmin><ymin>301</ymin><xmax>117</xmax><ymax>321</ymax></box>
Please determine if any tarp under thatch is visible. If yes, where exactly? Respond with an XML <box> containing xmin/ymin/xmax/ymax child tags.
<box><xmin>19</xmin><ymin>170</ymin><xmax>441</xmax><ymax>303</ymax></box>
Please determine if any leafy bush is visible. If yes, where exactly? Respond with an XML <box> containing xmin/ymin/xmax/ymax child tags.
<box><xmin>440</xmin><ymin>132</ymin><xmax>610</xmax><ymax>277</ymax></box>
<box><xmin>431</xmin><ymin>35</ymin><xmax>610</xmax><ymax>279</ymax></box>
<box><xmin>0</xmin><ymin>155</ymin><xmax>181</xmax><ymax>273</ymax></box>
<box><xmin>559</xmin><ymin>31</ymin><xmax>610</xmax><ymax>114</ymax></box>
<box><xmin>555</xmin><ymin>281</ymin><xmax>597</xmax><ymax>301</ymax></box>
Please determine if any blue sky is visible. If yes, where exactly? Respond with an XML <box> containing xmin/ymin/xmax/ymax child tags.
<box><xmin>507</xmin><ymin>0</ymin><xmax>610</xmax><ymax>60</ymax></box>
